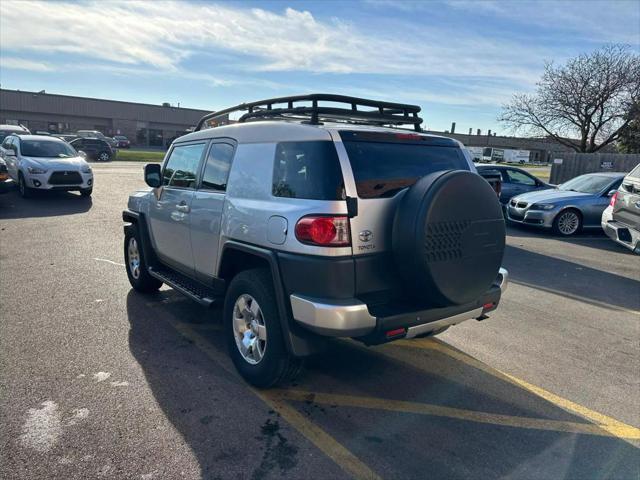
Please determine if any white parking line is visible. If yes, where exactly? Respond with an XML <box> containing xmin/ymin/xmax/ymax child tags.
<box><xmin>94</xmin><ymin>258</ymin><xmax>125</xmax><ymax>267</ymax></box>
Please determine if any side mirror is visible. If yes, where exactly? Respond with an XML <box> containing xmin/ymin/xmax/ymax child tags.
<box><xmin>144</xmin><ymin>163</ymin><xmax>162</xmax><ymax>188</ymax></box>
<box><xmin>77</xmin><ymin>150</ymin><xmax>87</xmax><ymax>159</ymax></box>
<box><xmin>4</xmin><ymin>149</ymin><xmax>15</xmax><ymax>156</ymax></box>
<box><xmin>607</xmin><ymin>189</ymin><xmax>617</xmax><ymax>197</ymax></box>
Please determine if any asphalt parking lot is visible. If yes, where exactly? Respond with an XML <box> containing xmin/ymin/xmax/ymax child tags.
<box><xmin>1</xmin><ymin>162</ymin><xmax>639</xmax><ymax>480</ymax></box>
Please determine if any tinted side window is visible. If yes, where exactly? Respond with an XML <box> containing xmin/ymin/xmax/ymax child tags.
<box><xmin>201</xmin><ymin>142</ymin><xmax>234</xmax><ymax>191</ymax></box>
<box><xmin>506</xmin><ymin>169</ymin><xmax>536</xmax><ymax>186</ymax></box>
<box><xmin>272</xmin><ymin>141</ymin><xmax>344</xmax><ymax>200</ymax></box>
<box><xmin>163</xmin><ymin>143</ymin><xmax>205</xmax><ymax>188</ymax></box>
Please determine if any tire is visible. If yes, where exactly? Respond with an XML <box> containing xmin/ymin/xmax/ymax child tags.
<box><xmin>18</xmin><ymin>173</ymin><xmax>33</xmax><ymax>198</ymax></box>
<box><xmin>98</xmin><ymin>151</ymin><xmax>111</xmax><ymax>162</ymax></box>
<box><xmin>124</xmin><ymin>227</ymin><xmax>162</xmax><ymax>293</ymax></box>
<box><xmin>224</xmin><ymin>269</ymin><xmax>302</xmax><ymax>388</ymax></box>
<box><xmin>80</xmin><ymin>188</ymin><xmax>93</xmax><ymax>197</ymax></box>
<box><xmin>553</xmin><ymin>209</ymin><xmax>582</xmax><ymax>236</ymax></box>
<box><xmin>393</xmin><ymin>170</ymin><xmax>505</xmax><ymax>306</ymax></box>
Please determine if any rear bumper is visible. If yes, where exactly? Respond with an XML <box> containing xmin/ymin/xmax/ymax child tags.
<box><xmin>602</xmin><ymin>218</ymin><xmax>640</xmax><ymax>253</ymax></box>
<box><xmin>290</xmin><ymin>268</ymin><xmax>508</xmax><ymax>341</ymax></box>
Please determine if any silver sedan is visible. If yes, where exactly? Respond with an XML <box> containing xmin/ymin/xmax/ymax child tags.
<box><xmin>506</xmin><ymin>172</ymin><xmax>625</xmax><ymax>236</ymax></box>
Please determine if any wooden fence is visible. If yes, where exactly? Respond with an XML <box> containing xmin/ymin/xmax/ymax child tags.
<box><xmin>549</xmin><ymin>152</ymin><xmax>640</xmax><ymax>184</ymax></box>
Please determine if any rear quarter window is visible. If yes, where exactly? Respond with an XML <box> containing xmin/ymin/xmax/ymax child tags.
<box><xmin>627</xmin><ymin>163</ymin><xmax>640</xmax><ymax>181</ymax></box>
<box><xmin>340</xmin><ymin>131</ymin><xmax>468</xmax><ymax>199</ymax></box>
<box><xmin>272</xmin><ymin>141</ymin><xmax>345</xmax><ymax>200</ymax></box>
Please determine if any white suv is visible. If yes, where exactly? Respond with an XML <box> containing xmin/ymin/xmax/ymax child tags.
<box><xmin>123</xmin><ymin>94</ymin><xmax>508</xmax><ymax>387</ymax></box>
<box><xmin>0</xmin><ymin>134</ymin><xmax>94</xmax><ymax>198</ymax></box>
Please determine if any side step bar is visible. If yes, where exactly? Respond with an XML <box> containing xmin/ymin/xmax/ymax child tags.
<box><xmin>148</xmin><ymin>266</ymin><xmax>221</xmax><ymax>308</ymax></box>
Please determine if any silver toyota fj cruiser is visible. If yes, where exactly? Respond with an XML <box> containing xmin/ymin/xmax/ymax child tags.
<box><xmin>123</xmin><ymin>94</ymin><xmax>508</xmax><ymax>387</ymax></box>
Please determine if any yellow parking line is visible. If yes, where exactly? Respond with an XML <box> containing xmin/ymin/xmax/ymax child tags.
<box><xmin>389</xmin><ymin>338</ymin><xmax>640</xmax><ymax>439</ymax></box>
<box><xmin>263</xmin><ymin>393</ymin><xmax>382</xmax><ymax>480</ymax></box>
<box><xmin>170</xmin><ymin>320</ymin><xmax>380</xmax><ymax>480</ymax></box>
<box><xmin>270</xmin><ymin>390</ymin><xmax>639</xmax><ymax>439</ymax></box>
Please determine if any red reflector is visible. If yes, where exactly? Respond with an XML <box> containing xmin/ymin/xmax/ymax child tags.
<box><xmin>483</xmin><ymin>302</ymin><xmax>494</xmax><ymax>310</ymax></box>
<box><xmin>609</xmin><ymin>191</ymin><xmax>618</xmax><ymax>207</ymax></box>
<box><xmin>295</xmin><ymin>216</ymin><xmax>350</xmax><ymax>247</ymax></box>
<box><xmin>386</xmin><ymin>328</ymin><xmax>406</xmax><ymax>338</ymax></box>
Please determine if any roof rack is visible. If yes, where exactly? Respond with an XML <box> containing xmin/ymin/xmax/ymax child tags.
<box><xmin>195</xmin><ymin>94</ymin><xmax>423</xmax><ymax>132</ymax></box>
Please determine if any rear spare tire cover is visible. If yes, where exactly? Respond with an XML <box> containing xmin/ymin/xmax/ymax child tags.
<box><xmin>393</xmin><ymin>170</ymin><xmax>505</xmax><ymax>306</ymax></box>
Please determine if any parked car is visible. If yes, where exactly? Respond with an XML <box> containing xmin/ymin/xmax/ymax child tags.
<box><xmin>476</xmin><ymin>164</ymin><xmax>552</xmax><ymax>207</ymax></box>
<box><xmin>122</xmin><ymin>94</ymin><xmax>508</xmax><ymax>388</ymax></box>
<box><xmin>53</xmin><ymin>134</ymin><xmax>78</xmax><ymax>143</ymax></box>
<box><xmin>77</xmin><ymin>130</ymin><xmax>118</xmax><ymax>149</ymax></box>
<box><xmin>0</xmin><ymin>157</ymin><xmax>12</xmax><ymax>194</ymax></box>
<box><xmin>0</xmin><ymin>135</ymin><xmax>93</xmax><ymax>198</ymax></box>
<box><xmin>602</xmin><ymin>163</ymin><xmax>640</xmax><ymax>253</ymax></box>
<box><xmin>476</xmin><ymin>167</ymin><xmax>502</xmax><ymax>199</ymax></box>
<box><xmin>113</xmin><ymin>135</ymin><xmax>130</xmax><ymax>148</ymax></box>
<box><xmin>507</xmin><ymin>172</ymin><xmax>625</xmax><ymax>236</ymax></box>
<box><xmin>0</xmin><ymin>124</ymin><xmax>30</xmax><ymax>143</ymax></box>
<box><xmin>33</xmin><ymin>130</ymin><xmax>52</xmax><ymax>136</ymax></box>
<box><xmin>70</xmin><ymin>138</ymin><xmax>114</xmax><ymax>162</ymax></box>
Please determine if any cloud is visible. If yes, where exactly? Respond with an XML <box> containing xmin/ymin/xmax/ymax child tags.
<box><xmin>0</xmin><ymin>57</ymin><xmax>55</xmax><ymax>72</ymax></box>
<box><xmin>0</xmin><ymin>0</ymin><xmax>548</xmax><ymax>85</ymax></box>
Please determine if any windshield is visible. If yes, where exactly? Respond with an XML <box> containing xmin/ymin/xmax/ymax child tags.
<box><xmin>0</xmin><ymin>131</ymin><xmax>20</xmax><ymax>142</ymax></box>
<box><xmin>340</xmin><ymin>131</ymin><xmax>468</xmax><ymax>198</ymax></box>
<box><xmin>559</xmin><ymin>174</ymin><xmax>613</xmax><ymax>194</ymax></box>
<box><xmin>21</xmin><ymin>140</ymin><xmax>77</xmax><ymax>158</ymax></box>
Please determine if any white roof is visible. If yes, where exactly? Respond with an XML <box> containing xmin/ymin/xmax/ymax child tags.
<box><xmin>176</xmin><ymin>120</ymin><xmax>454</xmax><ymax>145</ymax></box>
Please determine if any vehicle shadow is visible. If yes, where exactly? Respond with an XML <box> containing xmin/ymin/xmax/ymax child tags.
<box><xmin>126</xmin><ymin>290</ymin><xmax>639</xmax><ymax>480</ymax></box>
<box><xmin>125</xmin><ymin>289</ymin><xmax>332</xmax><ymax>480</ymax></box>
<box><xmin>504</xmin><ymin>244</ymin><xmax>640</xmax><ymax>311</ymax></box>
<box><xmin>0</xmin><ymin>187</ymin><xmax>92</xmax><ymax>219</ymax></box>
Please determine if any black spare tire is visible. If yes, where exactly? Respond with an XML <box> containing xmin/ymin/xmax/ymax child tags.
<box><xmin>393</xmin><ymin>170</ymin><xmax>505</xmax><ymax>306</ymax></box>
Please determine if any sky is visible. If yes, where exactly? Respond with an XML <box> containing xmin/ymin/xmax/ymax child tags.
<box><xmin>1</xmin><ymin>0</ymin><xmax>639</xmax><ymax>133</ymax></box>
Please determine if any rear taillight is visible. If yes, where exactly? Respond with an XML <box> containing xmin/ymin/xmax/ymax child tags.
<box><xmin>295</xmin><ymin>216</ymin><xmax>350</xmax><ymax>247</ymax></box>
<box><xmin>609</xmin><ymin>191</ymin><xmax>618</xmax><ymax>206</ymax></box>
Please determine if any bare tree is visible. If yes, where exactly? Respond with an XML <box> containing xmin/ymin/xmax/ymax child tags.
<box><xmin>499</xmin><ymin>45</ymin><xmax>640</xmax><ymax>152</ymax></box>
<box><xmin>618</xmin><ymin>104</ymin><xmax>640</xmax><ymax>153</ymax></box>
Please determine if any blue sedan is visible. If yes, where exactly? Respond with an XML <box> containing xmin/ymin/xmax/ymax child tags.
<box><xmin>507</xmin><ymin>172</ymin><xmax>625</xmax><ymax>236</ymax></box>
<box><xmin>476</xmin><ymin>164</ymin><xmax>552</xmax><ymax>207</ymax></box>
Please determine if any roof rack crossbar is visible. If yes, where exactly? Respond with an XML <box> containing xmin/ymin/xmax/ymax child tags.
<box><xmin>195</xmin><ymin>93</ymin><xmax>423</xmax><ymax>132</ymax></box>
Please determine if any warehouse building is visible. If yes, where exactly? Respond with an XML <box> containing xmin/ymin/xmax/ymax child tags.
<box><xmin>0</xmin><ymin>88</ymin><xmax>222</xmax><ymax>147</ymax></box>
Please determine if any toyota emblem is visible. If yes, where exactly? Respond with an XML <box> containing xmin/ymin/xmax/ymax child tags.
<box><xmin>359</xmin><ymin>230</ymin><xmax>373</xmax><ymax>242</ymax></box>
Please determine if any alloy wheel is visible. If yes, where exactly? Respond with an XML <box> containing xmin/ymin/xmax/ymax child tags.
<box><xmin>232</xmin><ymin>294</ymin><xmax>267</xmax><ymax>365</ymax></box>
<box><xmin>557</xmin><ymin>211</ymin><xmax>579</xmax><ymax>235</ymax></box>
<box><xmin>127</xmin><ymin>237</ymin><xmax>141</xmax><ymax>279</ymax></box>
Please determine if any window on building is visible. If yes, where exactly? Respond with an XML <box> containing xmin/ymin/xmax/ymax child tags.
<box><xmin>149</xmin><ymin>129</ymin><xmax>164</xmax><ymax>147</ymax></box>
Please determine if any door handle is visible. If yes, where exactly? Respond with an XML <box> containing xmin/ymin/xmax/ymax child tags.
<box><xmin>176</xmin><ymin>203</ymin><xmax>190</xmax><ymax>213</ymax></box>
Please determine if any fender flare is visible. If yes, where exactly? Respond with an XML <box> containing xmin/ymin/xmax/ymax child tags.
<box><xmin>220</xmin><ymin>241</ymin><xmax>326</xmax><ymax>357</ymax></box>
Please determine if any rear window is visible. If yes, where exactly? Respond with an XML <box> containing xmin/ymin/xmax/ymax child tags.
<box><xmin>340</xmin><ymin>131</ymin><xmax>468</xmax><ymax>198</ymax></box>
<box><xmin>272</xmin><ymin>141</ymin><xmax>345</xmax><ymax>200</ymax></box>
